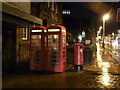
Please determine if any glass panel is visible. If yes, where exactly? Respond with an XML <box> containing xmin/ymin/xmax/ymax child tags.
<box><xmin>48</xmin><ymin>35</ymin><xmax>59</xmax><ymax>67</ymax></box>
<box><xmin>31</xmin><ymin>35</ymin><xmax>41</xmax><ymax>66</ymax></box>
<box><xmin>62</xmin><ymin>35</ymin><xmax>66</xmax><ymax>43</ymax></box>
<box><xmin>62</xmin><ymin>35</ymin><xmax>66</xmax><ymax>51</ymax></box>
<box><xmin>49</xmin><ymin>64</ymin><xmax>58</xmax><ymax>67</ymax></box>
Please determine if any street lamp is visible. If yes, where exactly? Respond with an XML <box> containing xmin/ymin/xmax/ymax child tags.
<box><xmin>102</xmin><ymin>14</ymin><xmax>109</xmax><ymax>48</ymax></box>
<box><xmin>99</xmin><ymin>26</ymin><xmax>102</xmax><ymax>37</ymax></box>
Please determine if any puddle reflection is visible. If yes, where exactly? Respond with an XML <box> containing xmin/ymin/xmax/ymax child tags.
<box><xmin>96</xmin><ymin>43</ymin><xmax>111</xmax><ymax>87</ymax></box>
<box><xmin>101</xmin><ymin>67</ymin><xmax>110</xmax><ymax>86</ymax></box>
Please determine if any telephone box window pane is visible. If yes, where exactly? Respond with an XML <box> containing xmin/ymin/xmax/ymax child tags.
<box><xmin>31</xmin><ymin>35</ymin><xmax>41</xmax><ymax>66</ymax></box>
<box><xmin>63</xmin><ymin>35</ymin><xmax>66</xmax><ymax>43</ymax></box>
<box><xmin>48</xmin><ymin>35</ymin><xmax>59</xmax><ymax>67</ymax></box>
<box><xmin>49</xmin><ymin>63</ymin><xmax>58</xmax><ymax>67</ymax></box>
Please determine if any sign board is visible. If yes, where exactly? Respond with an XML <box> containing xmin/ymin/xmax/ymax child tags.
<box><xmin>85</xmin><ymin>40</ymin><xmax>91</xmax><ymax>44</ymax></box>
<box><xmin>117</xmin><ymin>8</ymin><xmax>120</xmax><ymax>21</ymax></box>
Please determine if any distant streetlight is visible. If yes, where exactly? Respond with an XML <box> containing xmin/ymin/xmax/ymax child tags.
<box><xmin>112</xmin><ymin>33</ymin><xmax>114</xmax><ymax>40</ymax></box>
<box><xmin>99</xmin><ymin>26</ymin><xmax>102</xmax><ymax>31</ymax></box>
<box><xmin>82</xmin><ymin>31</ymin><xmax>85</xmax><ymax>38</ymax></box>
<box><xmin>78</xmin><ymin>35</ymin><xmax>82</xmax><ymax>42</ymax></box>
<box><xmin>97</xmin><ymin>26</ymin><xmax>102</xmax><ymax>40</ymax></box>
<box><xmin>103</xmin><ymin>14</ymin><xmax>109</xmax><ymax>20</ymax></box>
<box><xmin>102</xmin><ymin>14</ymin><xmax>109</xmax><ymax>48</ymax></box>
<box><xmin>98</xmin><ymin>26</ymin><xmax>102</xmax><ymax>36</ymax></box>
<box><xmin>99</xmin><ymin>26</ymin><xmax>102</xmax><ymax>38</ymax></box>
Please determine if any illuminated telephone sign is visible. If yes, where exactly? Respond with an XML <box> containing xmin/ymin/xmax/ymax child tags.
<box><xmin>30</xmin><ymin>26</ymin><xmax>46</xmax><ymax>71</ymax></box>
<box><xmin>46</xmin><ymin>25</ymin><xmax>66</xmax><ymax>72</ymax></box>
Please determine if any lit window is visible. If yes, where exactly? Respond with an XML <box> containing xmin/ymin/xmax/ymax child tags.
<box><xmin>56</xmin><ymin>4</ymin><xmax>58</xmax><ymax>13</ymax></box>
<box><xmin>62</xmin><ymin>10</ymin><xmax>70</xmax><ymax>15</ymax></box>
<box><xmin>68</xmin><ymin>11</ymin><xmax>70</xmax><ymax>14</ymax></box>
<box><xmin>22</xmin><ymin>27</ymin><xmax>28</xmax><ymax>40</ymax></box>
<box><xmin>48</xmin><ymin>2</ymin><xmax>50</xmax><ymax>7</ymax></box>
<box><xmin>52</xmin><ymin>2</ymin><xmax>54</xmax><ymax>11</ymax></box>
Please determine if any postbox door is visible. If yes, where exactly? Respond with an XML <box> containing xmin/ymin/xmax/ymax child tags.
<box><xmin>47</xmin><ymin>34</ymin><xmax>59</xmax><ymax>69</ymax></box>
<box><xmin>30</xmin><ymin>35</ymin><xmax>42</xmax><ymax>69</ymax></box>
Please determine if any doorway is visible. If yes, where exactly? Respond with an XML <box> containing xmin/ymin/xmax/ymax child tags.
<box><xmin>2</xmin><ymin>21</ymin><xmax>16</xmax><ymax>73</ymax></box>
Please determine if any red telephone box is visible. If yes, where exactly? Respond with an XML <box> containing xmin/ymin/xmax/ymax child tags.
<box><xmin>30</xmin><ymin>26</ymin><xmax>46</xmax><ymax>71</ymax></box>
<box><xmin>74</xmin><ymin>43</ymin><xmax>84</xmax><ymax>71</ymax></box>
<box><xmin>46</xmin><ymin>25</ymin><xmax>66</xmax><ymax>72</ymax></box>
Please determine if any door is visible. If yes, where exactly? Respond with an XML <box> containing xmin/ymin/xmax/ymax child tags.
<box><xmin>46</xmin><ymin>34</ymin><xmax>59</xmax><ymax>71</ymax></box>
<box><xmin>2</xmin><ymin>21</ymin><xmax>16</xmax><ymax>73</ymax></box>
<box><xmin>30</xmin><ymin>34</ymin><xmax>42</xmax><ymax>70</ymax></box>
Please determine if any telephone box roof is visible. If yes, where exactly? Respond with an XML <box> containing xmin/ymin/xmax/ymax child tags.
<box><xmin>47</xmin><ymin>25</ymin><xmax>66</xmax><ymax>30</ymax></box>
<box><xmin>31</xmin><ymin>26</ymin><xmax>46</xmax><ymax>30</ymax></box>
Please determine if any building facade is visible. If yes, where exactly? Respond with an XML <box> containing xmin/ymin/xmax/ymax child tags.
<box><xmin>1</xmin><ymin>2</ymin><xmax>62</xmax><ymax>72</ymax></box>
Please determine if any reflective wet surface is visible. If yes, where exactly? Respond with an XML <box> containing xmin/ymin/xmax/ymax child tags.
<box><xmin>3</xmin><ymin>71</ymin><xmax>120</xmax><ymax>88</ymax></box>
<box><xmin>3</xmin><ymin>43</ymin><xmax>120</xmax><ymax>88</ymax></box>
<box><xmin>84</xmin><ymin>43</ymin><xmax>120</xmax><ymax>74</ymax></box>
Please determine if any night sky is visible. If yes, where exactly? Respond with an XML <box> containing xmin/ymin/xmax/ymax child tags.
<box><xmin>62</xmin><ymin>2</ymin><xmax>119</xmax><ymax>39</ymax></box>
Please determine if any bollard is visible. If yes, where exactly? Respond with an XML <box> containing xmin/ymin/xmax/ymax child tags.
<box><xmin>74</xmin><ymin>43</ymin><xmax>84</xmax><ymax>71</ymax></box>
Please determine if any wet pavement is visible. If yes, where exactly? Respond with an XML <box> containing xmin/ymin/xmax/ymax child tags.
<box><xmin>84</xmin><ymin>43</ymin><xmax>120</xmax><ymax>74</ymax></box>
<box><xmin>2</xmin><ymin>43</ymin><xmax>120</xmax><ymax>88</ymax></box>
<box><xmin>2</xmin><ymin>71</ymin><xmax>120</xmax><ymax>88</ymax></box>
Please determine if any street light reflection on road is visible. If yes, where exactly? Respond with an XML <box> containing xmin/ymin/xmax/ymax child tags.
<box><xmin>101</xmin><ymin>70</ymin><xmax>110</xmax><ymax>86</ymax></box>
<box><xmin>96</xmin><ymin>43</ymin><xmax>111</xmax><ymax>87</ymax></box>
<box><xmin>96</xmin><ymin>43</ymin><xmax>102</xmax><ymax>63</ymax></box>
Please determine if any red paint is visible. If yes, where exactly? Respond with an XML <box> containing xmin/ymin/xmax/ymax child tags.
<box><xmin>30</xmin><ymin>25</ymin><xmax>66</xmax><ymax>73</ymax></box>
<box><xmin>74</xmin><ymin>43</ymin><xmax>84</xmax><ymax>65</ymax></box>
<box><xmin>45</xmin><ymin>25</ymin><xmax>66</xmax><ymax>72</ymax></box>
<box><xmin>30</xmin><ymin>26</ymin><xmax>46</xmax><ymax>71</ymax></box>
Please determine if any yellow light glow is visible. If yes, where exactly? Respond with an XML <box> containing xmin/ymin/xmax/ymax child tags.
<box><xmin>96</xmin><ymin>43</ymin><xmax>110</xmax><ymax>86</ymax></box>
<box><xmin>44</xmin><ymin>30</ymin><xmax>47</xmax><ymax>32</ymax></box>
<box><xmin>99</xmin><ymin>26</ymin><xmax>102</xmax><ymax>30</ymax></box>
<box><xmin>54</xmin><ymin>35</ymin><xmax>58</xmax><ymax>38</ymax></box>
<box><xmin>101</xmin><ymin>73</ymin><xmax>110</xmax><ymax>86</ymax></box>
<box><xmin>62</xmin><ymin>29</ymin><xmax>66</xmax><ymax>32</ymax></box>
<box><xmin>103</xmin><ymin>14</ymin><xmax>109</xmax><ymax>20</ymax></box>
<box><xmin>96</xmin><ymin>43</ymin><xmax>102</xmax><ymax>63</ymax></box>
<box><xmin>32</xmin><ymin>30</ymin><xmax>42</xmax><ymax>32</ymax></box>
<box><xmin>112</xmin><ymin>33</ymin><xmax>114</xmax><ymax>36</ymax></box>
<box><xmin>48</xmin><ymin>29</ymin><xmax>60</xmax><ymax>32</ymax></box>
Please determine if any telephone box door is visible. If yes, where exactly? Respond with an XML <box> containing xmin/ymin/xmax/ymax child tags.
<box><xmin>46</xmin><ymin>25</ymin><xmax>66</xmax><ymax>72</ymax></box>
<box><xmin>46</xmin><ymin>34</ymin><xmax>60</xmax><ymax>72</ymax></box>
<box><xmin>30</xmin><ymin>26</ymin><xmax>46</xmax><ymax>71</ymax></box>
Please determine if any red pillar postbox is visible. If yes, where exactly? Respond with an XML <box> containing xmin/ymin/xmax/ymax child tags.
<box><xmin>45</xmin><ymin>25</ymin><xmax>66</xmax><ymax>72</ymax></box>
<box><xmin>74</xmin><ymin>43</ymin><xmax>84</xmax><ymax>71</ymax></box>
<box><xmin>30</xmin><ymin>26</ymin><xmax>46</xmax><ymax>71</ymax></box>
